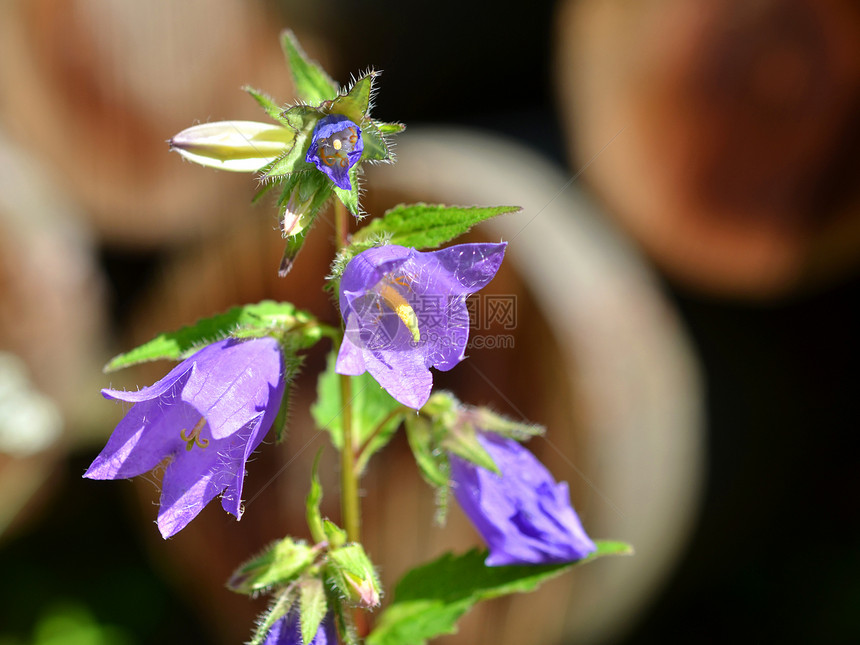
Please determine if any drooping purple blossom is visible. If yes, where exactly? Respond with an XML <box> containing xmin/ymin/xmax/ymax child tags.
<box><xmin>84</xmin><ymin>337</ymin><xmax>285</xmax><ymax>538</ymax></box>
<box><xmin>263</xmin><ymin>610</ymin><xmax>337</xmax><ymax>645</ymax></box>
<box><xmin>306</xmin><ymin>114</ymin><xmax>363</xmax><ymax>190</ymax></box>
<box><xmin>336</xmin><ymin>243</ymin><xmax>507</xmax><ymax>409</ymax></box>
<box><xmin>450</xmin><ymin>432</ymin><xmax>596</xmax><ymax>566</ymax></box>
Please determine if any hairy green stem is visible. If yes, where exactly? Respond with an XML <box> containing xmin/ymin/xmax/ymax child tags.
<box><xmin>334</xmin><ymin>200</ymin><xmax>361</xmax><ymax>544</ymax></box>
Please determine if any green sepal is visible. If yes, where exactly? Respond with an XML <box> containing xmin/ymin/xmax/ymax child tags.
<box><xmin>306</xmin><ymin>449</ymin><xmax>326</xmax><ymax>545</ymax></box>
<box><xmin>330</xmin><ymin>72</ymin><xmax>376</xmax><ymax>124</ymax></box>
<box><xmin>323</xmin><ymin>520</ymin><xmax>347</xmax><ymax>549</ymax></box>
<box><xmin>270</xmin><ymin>372</ymin><xmax>293</xmax><ymax>443</ymax></box>
<box><xmin>420</xmin><ymin>391</ymin><xmax>543</xmax><ymax>473</ymax></box>
<box><xmin>366</xmin><ymin>542</ymin><xmax>633</xmax><ymax>645</ymax></box>
<box><xmin>326</xmin><ymin>543</ymin><xmax>382</xmax><ymax>608</ymax></box>
<box><xmin>441</xmin><ymin>422</ymin><xmax>498</xmax><ymax>475</ymax></box>
<box><xmin>327</xmin><ymin>232</ymin><xmax>391</xmax><ymax>287</ymax></box>
<box><xmin>328</xmin><ymin>585</ymin><xmax>359</xmax><ymax>645</ymax></box>
<box><xmin>404</xmin><ymin>415</ymin><xmax>449</xmax><ymax>489</ymax></box>
<box><xmin>311</xmin><ymin>351</ymin><xmax>407</xmax><ymax>473</ymax></box>
<box><xmin>248</xmin><ymin>587</ymin><xmax>296</xmax><ymax>645</ymax></box>
<box><xmin>104</xmin><ymin>301</ymin><xmax>326</xmax><ymax>372</ymax></box>
<box><xmin>263</xmin><ymin>105</ymin><xmax>321</xmax><ymax>179</ymax></box>
<box><xmin>280</xmin><ymin>30</ymin><xmax>339</xmax><ymax>106</ymax></box>
<box><xmin>376</xmin><ymin>121</ymin><xmax>406</xmax><ymax>135</ymax></box>
<box><xmin>244</xmin><ymin>85</ymin><xmax>290</xmax><ymax>126</ymax></box>
<box><xmin>300</xmin><ymin>577</ymin><xmax>328</xmax><ymax>645</ymax></box>
<box><xmin>351</xmin><ymin>203</ymin><xmax>520</xmax><ymax>251</ymax></box>
<box><xmin>332</xmin><ymin>164</ymin><xmax>362</xmax><ymax>218</ymax></box>
<box><xmin>275</xmin><ymin>171</ymin><xmax>332</xmax><ymax>277</ymax></box>
<box><xmin>361</xmin><ymin>120</ymin><xmax>395</xmax><ymax>163</ymax></box>
<box><xmin>228</xmin><ymin>536</ymin><xmax>317</xmax><ymax>595</ymax></box>
<box><xmin>404</xmin><ymin>413</ymin><xmax>452</xmax><ymax>524</ymax></box>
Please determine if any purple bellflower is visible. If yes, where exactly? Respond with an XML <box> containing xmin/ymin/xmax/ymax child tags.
<box><xmin>336</xmin><ymin>243</ymin><xmax>507</xmax><ymax>409</ymax></box>
<box><xmin>450</xmin><ymin>432</ymin><xmax>596</xmax><ymax>566</ymax></box>
<box><xmin>306</xmin><ymin>114</ymin><xmax>363</xmax><ymax>191</ymax></box>
<box><xmin>264</xmin><ymin>610</ymin><xmax>337</xmax><ymax>645</ymax></box>
<box><xmin>84</xmin><ymin>337</ymin><xmax>285</xmax><ymax>538</ymax></box>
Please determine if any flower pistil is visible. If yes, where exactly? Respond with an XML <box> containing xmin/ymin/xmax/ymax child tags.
<box><xmin>179</xmin><ymin>417</ymin><xmax>209</xmax><ymax>451</ymax></box>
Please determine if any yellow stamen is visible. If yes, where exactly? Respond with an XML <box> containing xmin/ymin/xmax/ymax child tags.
<box><xmin>332</xmin><ymin>138</ymin><xmax>343</xmax><ymax>151</ymax></box>
<box><xmin>378</xmin><ymin>282</ymin><xmax>421</xmax><ymax>342</ymax></box>
<box><xmin>179</xmin><ymin>417</ymin><xmax>209</xmax><ymax>451</ymax></box>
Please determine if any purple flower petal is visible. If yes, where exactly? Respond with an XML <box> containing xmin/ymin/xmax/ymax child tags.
<box><xmin>264</xmin><ymin>610</ymin><xmax>337</xmax><ymax>645</ymax></box>
<box><xmin>306</xmin><ymin>114</ymin><xmax>363</xmax><ymax>190</ymax></box>
<box><xmin>336</xmin><ymin>243</ymin><xmax>506</xmax><ymax>409</ymax></box>
<box><xmin>451</xmin><ymin>433</ymin><xmax>596</xmax><ymax>566</ymax></box>
<box><xmin>85</xmin><ymin>337</ymin><xmax>286</xmax><ymax>538</ymax></box>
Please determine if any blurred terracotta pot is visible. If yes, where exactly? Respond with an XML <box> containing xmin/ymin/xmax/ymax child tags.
<box><xmin>556</xmin><ymin>0</ymin><xmax>860</xmax><ymax>297</ymax></box>
<box><xmin>0</xmin><ymin>0</ymin><xmax>299</xmax><ymax>246</ymax></box>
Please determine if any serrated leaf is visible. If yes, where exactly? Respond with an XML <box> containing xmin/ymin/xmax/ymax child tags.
<box><xmin>281</xmin><ymin>30</ymin><xmax>338</xmax><ymax>106</ymax></box>
<box><xmin>300</xmin><ymin>578</ymin><xmax>328</xmax><ymax>644</ymax></box>
<box><xmin>330</xmin><ymin>73</ymin><xmax>375</xmax><ymax>123</ymax></box>
<box><xmin>244</xmin><ymin>85</ymin><xmax>290</xmax><ymax>126</ymax></box>
<box><xmin>352</xmin><ymin>203</ymin><xmax>520</xmax><ymax>251</ymax></box>
<box><xmin>228</xmin><ymin>537</ymin><xmax>316</xmax><ymax>595</ymax></box>
<box><xmin>366</xmin><ymin>542</ymin><xmax>632</xmax><ymax>645</ymax></box>
<box><xmin>105</xmin><ymin>301</ymin><xmax>323</xmax><ymax>372</ymax></box>
<box><xmin>311</xmin><ymin>351</ymin><xmax>406</xmax><ymax>473</ymax></box>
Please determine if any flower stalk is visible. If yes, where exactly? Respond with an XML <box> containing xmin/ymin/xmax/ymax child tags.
<box><xmin>334</xmin><ymin>199</ymin><xmax>362</xmax><ymax>545</ymax></box>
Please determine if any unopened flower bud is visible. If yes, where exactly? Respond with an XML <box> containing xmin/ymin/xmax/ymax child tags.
<box><xmin>169</xmin><ymin>120</ymin><xmax>294</xmax><ymax>172</ymax></box>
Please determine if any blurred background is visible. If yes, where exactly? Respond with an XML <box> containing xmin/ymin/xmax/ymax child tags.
<box><xmin>1</xmin><ymin>0</ymin><xmax>858</xmax><ymax>643</ymax></box>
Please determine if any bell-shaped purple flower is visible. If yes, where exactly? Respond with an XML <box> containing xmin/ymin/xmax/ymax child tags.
<box><xmin>84</xmin><ymin>337</ymin><xmax>286</xmax><ymax>538</ymax></box>
<box><xmin>450</xmin><ymin>432</ymin><xmax>596</xmax><ymax>566</ymax></box>
<box><xmin>306</xmin><ymin>114</ymin><xmax>363</xmax><ymax>190</ymax></box>
<box><xmin>263</xmin><ymin>610</ymin><xmax>337</xmax><ymax>645</ymax></box>
<box><xmin>336</xmin><ymin>243</ymin><xmax>507</xmax><ymax>409</ymax></box>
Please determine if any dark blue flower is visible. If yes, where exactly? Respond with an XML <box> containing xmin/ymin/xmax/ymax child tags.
<box><xmin>306</xmin><ymin>114</ymin><xmax>363</xmax><ymax>190</ymax></box>
<box><xmin>264</xmin><ymin>610</ymin><xmax>337</xmax><ymax>645</ymax></box>
<box><xmin>84</xmin><ymin>337</ymin><xmax>285</xmax><ymax>538</ymax></box>
<box><xmin>336</xmin><ymin>243</ymin><xmax>506</xmax><ymax>409</ymax></box>
<box><xmin>451</xmin><ymin>432</ymin><xmax>596</xmax><ymax>566</ymax></box>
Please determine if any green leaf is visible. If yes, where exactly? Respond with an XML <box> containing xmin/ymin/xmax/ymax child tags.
<box><xmin>311</xmin><ymin>351</ymin><xmax>407</xmax><ymax>473</ymax></box>
<box><xmin>244</xmin><ymin>85</ymin><xmax>290</xmax><ymax>126</ymax></box>
<box><xmin>352</xmin><ymin>203</ymin><xmax>520</xmax><ymax>251</ymax></box>
<box><xmin>300</xmin><ymin>578</ymin><xmax>328</xmax><ymax>645</ymax></box>
<box><xmin>330</xmin><ymin>72</ymin><xmax>376</xmax><ymax>123</ymax></box>
<box><xmin>280</xmin><ymin>30</ymin><xmax>338</xmax><ymax>106</ymax></box>
<box><xmin>366</xmin><ymin>542</ymin><xmax>633</xmax><ymax>645</ymax></box>
<box><xmin>104</xmin><ymin>301</ymin><xmax>324</xmax><ymax>371</ymax></box>
<box><xmin>228</xmin><ymin>537</ymin><xmax>317</xmax><ymax>595</ymax></box>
